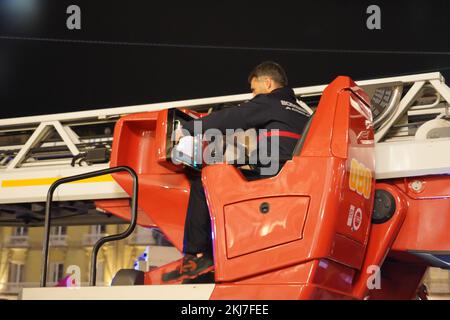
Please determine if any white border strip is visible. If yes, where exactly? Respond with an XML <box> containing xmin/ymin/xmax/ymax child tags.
<box><xmin>21</xmin><ymin>284</ymin><xmax>215</xmax><ymax>300</ymax></box>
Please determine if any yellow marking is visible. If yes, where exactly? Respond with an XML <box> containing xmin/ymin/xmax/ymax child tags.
<box><xmin>1</xmin><ymin>175</ymin><xmax>114</xmax><ymax>188</ymax></box>
<box><xmin>349</xmin><ymin>159</ymin><xmax>372</xmax><ymax>199</ymax></box>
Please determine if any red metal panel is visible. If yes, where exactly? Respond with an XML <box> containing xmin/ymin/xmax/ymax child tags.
<box><xmin>236</xmin><ymin>259</ymin><xmax>355</xmax><ymax>295</ymax></box>
<box><xmin>202</xmin><ymin>76</ymin><xmax>375</xmax><ymax>290</ymax></box>
<box><xmin>109</xmin><ymin>110</ymin><xmax>191</xmax><ymax>251</ymax></box>
<box><xmin>334</xmin><ymin>91</ymin><xmax>375</xmax><ymax>247</ymax></box>
<box><xmin>391</xmin><ymin>176</ymin><xmax>450</xmax><ymax>252</ymax></box>
<box><xmin>329</xmin><ymin>233</ymin><xmax>366</xmax><ymax>269</ymax></box>
<box><xmin>202</xmin><ymin>158</ymin><xmax>339</xmax><ymax>282</ymax></box>
<box><xmin>95</xmin><ymin>199</ymin><xmax>156</xmax><ymax>227</ymax></box>
<box><xmin>351</xmin><ymin>183</ymin><xmax>408</xmax><ymax>299</ymax></box>
<box><xmin>224</xmin><ymin>196</ymin><xmax>309</xmax><ymax>259</ymax></box>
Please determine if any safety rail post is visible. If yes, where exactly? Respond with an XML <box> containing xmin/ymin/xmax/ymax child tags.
<box><xmin>40</xmin><ymin>166</ymin><xmax>138</xmax><ymax>287</ymax></box>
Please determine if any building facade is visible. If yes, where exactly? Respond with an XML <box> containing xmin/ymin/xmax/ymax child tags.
<box><xmin>0</xmin><ymin>225</ymin><xmax>181</xmax><ymax>299</ymax></box>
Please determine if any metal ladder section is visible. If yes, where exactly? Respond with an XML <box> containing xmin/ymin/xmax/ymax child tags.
<box><xmin>2</xmin><ymin>72</ymin><xmax>448</xmax><ymax>172</ymax></box>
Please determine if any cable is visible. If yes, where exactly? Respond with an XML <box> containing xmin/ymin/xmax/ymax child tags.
<box><xmin>1</xmin><ymin>35</ymin><xmax>450</xmax><ymax>56</ymax></box>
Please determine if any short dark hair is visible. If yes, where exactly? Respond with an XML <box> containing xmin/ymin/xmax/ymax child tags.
<box><xmin>248</xmin><ymin>61</ymin><xmax>288</xmax><ymax>87</ymax></box>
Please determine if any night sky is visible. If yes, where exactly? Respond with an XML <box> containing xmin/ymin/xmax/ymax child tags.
<box><xmin>0</xmin><ymin>0</ymin><xmax>449</xmax><ymax>119</ymax></box>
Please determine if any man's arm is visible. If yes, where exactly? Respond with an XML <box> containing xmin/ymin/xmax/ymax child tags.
<box><xmin>182</xmin><ymin>98</ymin><xmax>269</xmax><ymax>135</ymax></box>
<box><xmin>182</xmin><ymin>105</ymin><xmax>247</xmax><ymax>135</ymax></box>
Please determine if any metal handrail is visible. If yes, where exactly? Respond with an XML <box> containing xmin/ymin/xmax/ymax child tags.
<box><xmin>40</xmin><ymin>166</ymin><xmax>138</xmax><ymax>287</ymax></box>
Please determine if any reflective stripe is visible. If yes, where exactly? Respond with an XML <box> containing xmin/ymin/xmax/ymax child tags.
<box><xmin>258</xmin><ymin>130</ymin><xmax>302</xmax><ymax>141</ymax></box>
<box><xmin>1</xmin><ymin>175</ymin><xmax>114</xmax><ymax>188</ymax></box>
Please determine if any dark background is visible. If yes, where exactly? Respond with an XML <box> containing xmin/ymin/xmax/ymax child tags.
<box><xmin>0</xmin><ymin>0</ymin><xmax>449</xmax><ymax>119</ymax></box>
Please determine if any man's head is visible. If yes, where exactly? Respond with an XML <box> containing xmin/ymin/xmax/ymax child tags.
<box><xmin>248</xmin><ymin>61</ymin><xmax>288</xmax><ymax>96</ymax></box>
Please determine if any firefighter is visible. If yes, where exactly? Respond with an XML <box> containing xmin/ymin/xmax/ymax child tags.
<box><xmin>162</xmin><ymin>61</ymin><xmax>310</xmax><ymax>283</ymax></box>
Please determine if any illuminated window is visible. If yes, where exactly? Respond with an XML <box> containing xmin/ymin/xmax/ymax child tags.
<box><xmin>50</xmin><ymin>262</ymin><xmax>64</xmax><ymax>283</ymax></box>
<box><xmin>8</xmin><ymin>263</ymin><xmax>24</xmax><ymax>284</ymax></box>
<box><xmin>13</xmin><ymin>227</ymin><xmax>28</xmax><ymax>236</ymax></box>
<box><xmin>51</xmin><ymin>226</ymin><xmax>67</xmax><ymax>235</ymax></box>
<box><xmin>90</xmin><ymin>225</ymin><xmax>106</xmax><ymax>234</ymax></box>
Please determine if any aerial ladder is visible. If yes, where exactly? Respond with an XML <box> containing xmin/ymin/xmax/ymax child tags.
<box><xmin>0</xmin><ymin>72</ymin><xmax>449</xmax><ymax>299</ymax></box>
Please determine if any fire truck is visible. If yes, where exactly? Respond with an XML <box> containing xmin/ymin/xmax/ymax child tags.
<box><xmin>1</xmin><ymin>72</ymin><xmax>449</xmax><ymax>300</ymax></box>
